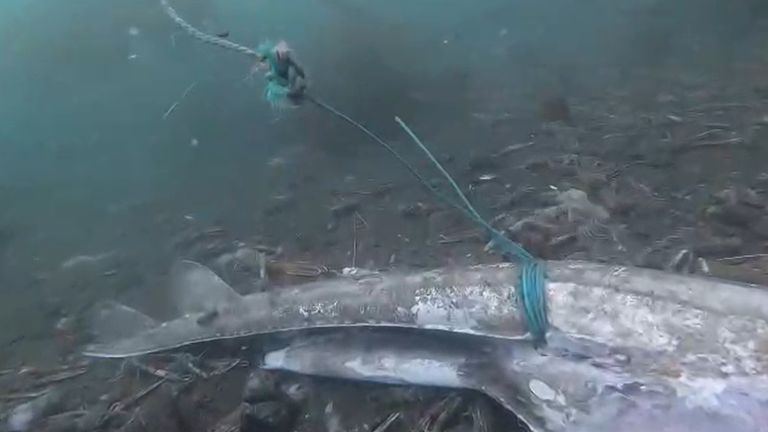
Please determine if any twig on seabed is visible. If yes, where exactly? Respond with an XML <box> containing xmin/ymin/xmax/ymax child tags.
<box><xmin>181</xmin><ymin>82</ymin><xmax>197</xmax><ymax>98</ymax></box>
<box><xmin>18</xmin><ymin>362</ymin><xmax>90</xmax><ymax>377</ymax></box>
<box><xmin>438</xmin><ymin>228</ymin><xmax>484</xmax><ymax>244</ymax></box>
<box><xmin>177</xmin><ymin>354</ymin><xmax>209</xmax><ymax>379</ymax></box>
<box><xmin>493</xmin><ymin>141</ymin><xmax>535</xmax><ymax>157</ymax></box>
<box><xmin>673</xmin><ymin>137</ymin><xmax>746</xmax><ymax>154</ymax></box>
<box><xmin>354</xmin><ymin>211</ymin><xmax>369</xmax><ymax>229</ymax></box>
<box><xmin>688</xmin><ymin>102</ymin><xmax>754</xmax><ymax>112</ymax></box>
<box><xmin>372</xmin><ymin>412</ymin><xmax>401</xmax><ymax>432</ymax></box>
<box><xmin>689</xmin><ymin>129</ymin><xmax>723</xmax><ymax>141</ymax></box>
<box><xmin>418</xmin><ymin>394</ymin><xmax>463</xmax><ymax>432</ymax></box>
<box><xmin>702</xmin><ymin>122</ymin><xmax>732</xmax><ymax>130</ymax></box>
<box><xmin>162</xmin><ymin>102</ymin><xmax>179</xmax><ymax>120</ymax></box>
<box><xmin>207</xmin><ymin>359</ymin><xmax>244</xmax><ymax>376</ymax></box>
<box><xmin>717</xmin><ymin>253</ymin><xmax>768</xmax><ymax>263</ymax></box>
<box><xmin>129</xmin><ymin>358</ymin><xmax>187</xmax><ymax>382</ymax></box>
<box><xmin>690</xmin><ymin>137</ymin><xmax>745</xmax><ymax>148</ymax></box>
<box><xmin>0</xmin><ymin>390</ymin><xmax>49</xmax><ymax>401</ymax></box>
<box><xmin>32</xmin><ymin>366</ymin><xmax>88</xmax><ymax>387</ymax></box>
<box><xmin>108</xmin><ymin>377</ymin><xmax>168</xmax><ymax>415</ymax></box>
<box><xmin>162</xmin><ymin>81</ymin><xmax>198</xmax><ymax>120</ymax></box>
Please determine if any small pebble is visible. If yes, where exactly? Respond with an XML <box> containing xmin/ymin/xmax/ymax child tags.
<box><xmin>243</xmin><ymin>370</ymin><xmax>279</xmax><ymax>403</ymax></box>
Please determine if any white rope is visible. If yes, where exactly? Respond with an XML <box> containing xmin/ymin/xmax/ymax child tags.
<box><xmin>160</xmin><ymin>0</ymin><xmax>260</xmax><ymax>58</ymax></box>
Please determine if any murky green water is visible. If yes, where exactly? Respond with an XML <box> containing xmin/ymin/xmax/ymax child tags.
<box><xmin>1</xmin><ymin>0</ymin><xmax>767</xmax><ymax>369</ymax></box>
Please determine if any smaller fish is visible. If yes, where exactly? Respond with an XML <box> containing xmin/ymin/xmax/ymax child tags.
<box><xmin>261</xmin><ymin>329</ymin><xmax>768</xmax><ymax>432</ymax></box>
<box><xmin>215</xmin><ymin>31</ymin><xmax>230</xmax><ymax>38</ymax></box>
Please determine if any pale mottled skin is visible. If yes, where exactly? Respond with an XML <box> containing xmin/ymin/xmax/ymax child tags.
<box><xmin>82</xmin><ymin>260</ymin><xmax>768</xmax><ymax>431</ymax></box>
<box><xmin>262</xmin><ymin>330</ymin><xmax>768</xmax><ymax>432</ymax></box>
<box><xmin>83</xmin><ymin>260</ymin><xmax>768</xmax><ymax>385</ymax></box>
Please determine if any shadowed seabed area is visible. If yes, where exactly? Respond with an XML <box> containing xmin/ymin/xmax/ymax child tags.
<box><xmin>3</xmin><ymin>0</ymin><xmax>768</xmax><ymax>431</ymax></box>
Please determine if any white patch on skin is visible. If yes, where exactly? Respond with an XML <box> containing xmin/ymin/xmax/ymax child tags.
<box><xmin>530</xmin><ymin>379</ymin><xmax>556</xmax><ymax>401</ymax></box>
<box><xmin>343</xmin><ymin>356</ymin><xmax>463</xmax><ymax>388</ymax></box>
<box><xmin>548</xmin><ymin>279</ymin><xmax>768</xmax><ymax>375</ymax></box>
<box><xmin>297</xmin><ymin>301</ymin><xmax>341</xmax><ymax>320</ymax></box>
<box><xmin>676</xmin><ymin>376</ymin><xmax>727</xmax><ymax>409</ymax></box>
<box><xmin>7</xmin><ymin>404</ymin><xmax>34</xmax><ymax>432</ymax></box>
<box><xmin>410</xmin><ymin>302</ymin><xmax>453</xmax><ymax>326</ymax></box>
<box><xmin>410</xmin><ymin>283</ymin><xmax>511</xmax><ymax>329</ymax></box>
<box><xmin>549</xmin><ymin>281</ymin><xmax>681</xmax><ymax>349</ymax></box>
<box><xmin>262</xmin><ymin>348</ymin><xmax>288</xmax><ymax>369</ymax></box>
<box><xmin>529</xmin><ymin>379</ymin><xmax>567</xmax><ymax>406</ymax></box>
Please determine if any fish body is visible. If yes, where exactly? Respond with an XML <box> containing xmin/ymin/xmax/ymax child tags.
<box><xmin>83</xmin><ymin>260</ymin><xmax>768</xmax><ymax>384</ymax></box>
<box><xmin>82</xmin><ymin>260</ymin><xmax>768</xmax><ymax>431</ymax></box>
<box><xmin>262</xmin><ymin>329</ymin><xmax>768</xmax><ymax>432</ymax></box>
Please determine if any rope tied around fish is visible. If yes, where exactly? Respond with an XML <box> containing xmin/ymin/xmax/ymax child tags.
<box><xmin>159</xmin><ymin>0</ymin><xmax>549</xmax><ymax>344</ymax></box>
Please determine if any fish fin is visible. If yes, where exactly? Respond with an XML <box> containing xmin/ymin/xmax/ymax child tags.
<box><xmin>90</xmin><ymin>300</ymin><xmax>158</xmax><ymax>343</ymax></box>
<box><xmin>169</xmin><ymin>260</ymin><xmax>243</xmax><ymax>315</ymax></box>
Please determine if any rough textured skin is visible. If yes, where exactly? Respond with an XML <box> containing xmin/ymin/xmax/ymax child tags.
<box><xmin>82</xmin><ymin>262</ymin><xmax>528</xmax><ymax>357</ymax></box>
<box><xmin>83</xmin><ymin>260</ymin><xmax>768</xmax><ymax>374</ymax></box>
<box><xmin>547</xmin><ymin>262</ymin><xmax>768</xmax><ymax>377</ymax></box>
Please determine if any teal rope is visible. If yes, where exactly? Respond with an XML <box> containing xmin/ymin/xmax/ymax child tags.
<box><xmin>307</xmin><ymin>96</ymin><xmax>469</xmax><ymax>215</ymax></box>
<box><xmin>304</xmin><ymin>97</ymin><xmax>549</xmax><ymax>342</ymax></box>
<box><xmin>158</xmin><ymin>0</ymin><xmax>550</xmax><ymax>339</ymax></box>
<box><xmin>393</xmin><ymin>117</ymin><xmax>549</xmax><ymax>343</ymax></box>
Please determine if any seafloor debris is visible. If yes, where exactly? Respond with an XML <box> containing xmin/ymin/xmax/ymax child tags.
<box><xmin>399</xmin><ymin>202</ymin><xmax>436</xmax><ymax>219</ymax></box>
<box><xmin>330</xmin><ymin>200</ymin><xmax>362</xmax><ymax>219</ymax></box>
<box><xmin>266</xmin><ymin>260</ymin><xmax>331</xmax><ymax>279</ymax></box>
<box><xmin>498</xmin><ymin>188</ymin><xmax>614</xmax><ymax>258</ymax></box>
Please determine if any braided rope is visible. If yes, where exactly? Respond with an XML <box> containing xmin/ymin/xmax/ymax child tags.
<box><xmin>160</xmin><ymin>0</ymin><xmax>260</xmax><ymax>59</ymax></box>
<box><xmin>159</xmin><ymin>0</ymin><xmax>550</xmax><ymax>344</ymax></box>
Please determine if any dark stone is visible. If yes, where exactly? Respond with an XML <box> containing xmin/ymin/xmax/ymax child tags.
<box><xmin>706</xmin><ymin>204</ymin><xmax>761</xmax><ymax>227</ymax></box>
<box><xmin>243</xmin><ymin>370</ymin><xmax>279</xmax><ymax>404</ymax></box>
<box><xmin>753</xmin><ymin>217</ymin><xmax>768</xmax><ymax>239</ymax></box>
<box><xmin>240</xmin><ymin>401</ymin><xmax>296</xmax><ymax>432</ymax></box>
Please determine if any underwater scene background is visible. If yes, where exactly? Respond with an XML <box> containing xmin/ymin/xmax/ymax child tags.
<box><xmin>2</xmin><ymin>0</ymin><xmax>768</xmax><ymax>430</ymax></box>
